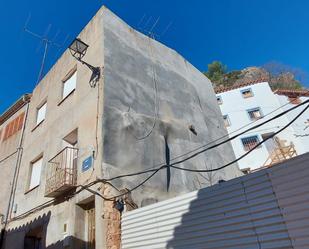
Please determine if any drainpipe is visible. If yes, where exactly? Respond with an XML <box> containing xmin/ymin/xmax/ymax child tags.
<box><xmin>0</xmin><ymin>95</ymin><xmax>30</xmax><ymax>249</ymax></box>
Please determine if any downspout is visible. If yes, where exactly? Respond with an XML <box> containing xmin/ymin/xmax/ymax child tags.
<box><xmin>0</xmin><ymin>96</ymin><xmax>30</xmax><ymax>249</ymax></box>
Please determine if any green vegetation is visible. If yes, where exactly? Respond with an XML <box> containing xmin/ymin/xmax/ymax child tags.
<box><xmin>204</xmin><ymin>60</ymin><xmax>304</xmax><ymax>90</ymax></box>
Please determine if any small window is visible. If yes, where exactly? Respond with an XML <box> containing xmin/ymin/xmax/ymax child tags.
<box><xmin>62</xmin><ymin>71</ymin><xmax>77</xmax><ymax>99</ymax></box>
<box><xmin>241</xmin><ymin>88</ymin><xmax>253</xmax><ymax>98</ymax></box>
<box><xmin>247</xmin><ymin>107</ymin><xmax>262</xmax><ymax>121</ymax></box>
<box><xmin>217</xmin><ymin>96</ymin><xmax>223</xmax><ymax>105</ymax></box>
<box><xmin>241</xmin><ymin>136</ymin><xmax>260</xmax><ymax>151</ymax></box>
<box><xmin>36</xmin><ymin>102</ymin><xmax>47</xmax><ymax>125</ymax></box>
<box><xmin>28</xmin><ymin>157</ymin><xmax>43</xmax><ymax>190</ymax></box>
<box><xmin>223</xmin><ymin>115</ymin><xmax>230</xmax><ymax>127</ymax></box>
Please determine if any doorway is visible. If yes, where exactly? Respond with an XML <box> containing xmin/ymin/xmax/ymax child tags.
<box><xmin>261</xmin><ymin>132</ymin><xmax>277</xmax><ymax>153</ymax></box>
<box><xmin>87</xmin><ymin>207</ymin><xmax>95</xmax><ymax>249</ymax></box>
<box><xmin>24</xmin><ymin>227</ymin><xmax>43</xmax><ymax>249</ymax></box>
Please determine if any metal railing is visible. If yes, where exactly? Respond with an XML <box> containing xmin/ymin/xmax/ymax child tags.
<box><xmin>45</xmin><ymin>147</ymin><xmax>78</xmax><ymax>197</ymax></box>
<box><xmin>263</xmin><ymin>141</ymin><xmax>297</xmax><ymax>167</ymax></box>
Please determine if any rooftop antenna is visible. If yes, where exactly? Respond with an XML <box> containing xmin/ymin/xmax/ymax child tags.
<box><xmin>23</xmin><ymin>14</ymin><xmax>66</xmax><ymax>85</ymax></box>
<box><xmin>137</xmin><ymin>14</ymin><xmax>173</xmax><ymax>41</ymax></box>
<box><xmin>137</xmin><ymin>14</ymin><xmax>146</xmax><ymax>29</ymax></box>
<box><xmin>160</xmin><ymin>21</ymin><xmax>173</xmax><ymax>38</ymax></box>
<box><xmin>139</xmin><ymin>15</ymin><xmax>161</xmax><ymax>40</ymax></box>
<box><xmin>148</xmin><ymin>16</ymin><xmax>160</xmax><ymax>38</ymax></box>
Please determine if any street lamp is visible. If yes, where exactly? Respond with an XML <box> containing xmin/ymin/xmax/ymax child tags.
<box><xmin>69</xmin><ymin>38</ymin><xmax>100</xmax><ymax>87</ymax></box>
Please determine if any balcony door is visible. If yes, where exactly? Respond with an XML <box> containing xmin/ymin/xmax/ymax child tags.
<box><xmin>261</xmin><ymin>133</ymin><xmax>277</xmax><ymax>154</ymax></box>
<box><xmin>62</xmin><ymin>129</ymin><xmax>78</xmax><ymax>183</ymax></box>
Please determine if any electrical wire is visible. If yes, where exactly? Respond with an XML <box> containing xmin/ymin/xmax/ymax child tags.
<box><xmin>127</xmin><ymin>37</ymin><xmax>159</xmax><ymax>140</ymax></box>
<box><xmin>8</xmin><ymin>94</ymin><xmax>309</xmax><ymax>220</ymax></box>
<box><xmin>76</xmin><ymin>100</ymin><xmax>309</xmax><ymax>202</ymax></box>
<box><xmin>124</xmin><ymin>94</ymin><xmax>302</xmax><ymax>173</ymax></box>
<box><xmin>82</xmin><ymin>98</ymin><xmax>309</xmax><ymax>186</ymax></box>
<box><xmin>170</xmin><ymin>103</ymin><xmax>309</xmax><ymax>173</ymax></box>
<box><xmin>106</xmin><ymin>102</ymin><xmax>309</xmax><ymax>199</ymax></box>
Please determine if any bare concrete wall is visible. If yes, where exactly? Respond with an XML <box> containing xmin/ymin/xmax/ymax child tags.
<box><xmin>101</xmin><ymin>9</ymin><xmax>242</xmax><ymax>207</ymax></box>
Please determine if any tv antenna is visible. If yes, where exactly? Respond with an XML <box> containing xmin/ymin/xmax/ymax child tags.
<box><xmin>23</xmin><ymin>14</ymin><xmax>69</xmax><ymax>85</ymax></box>
<box><xmin>136</xmin><ymin>14</ymin><xmax>173</xmax><ymax>41</ymax></box>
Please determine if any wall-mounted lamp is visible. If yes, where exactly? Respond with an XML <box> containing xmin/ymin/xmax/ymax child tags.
<box><xmin>69</xmin><ymin>38</ymin><xmax>101</xmax><ymax>87</ymax></box>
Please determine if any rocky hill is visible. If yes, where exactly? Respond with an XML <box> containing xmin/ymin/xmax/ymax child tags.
<box><xmin>204</xmin><ymin>62</ymin><xmax>303</xmax><ymax>91</ymax></box>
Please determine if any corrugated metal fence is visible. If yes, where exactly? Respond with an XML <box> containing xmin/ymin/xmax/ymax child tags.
<box><xmin>121</xmin><ymin>153</ymin><xmax>309</xmax><ymax>249</ymax></box>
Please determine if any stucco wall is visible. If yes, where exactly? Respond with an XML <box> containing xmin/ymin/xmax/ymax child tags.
<box><xmin>101</xmin><ymin>9</ymin><xmax>242</xmax><ymax>207</ymax></box>
<box><xmin>276</xmin><ymin>94</ymin><xmax>309</xmax><ymax>153</ymax></box>
<box><xmin>0</xmin><ymin>104</ymin><xmax>27</xmax><ymax>224</ymax></box>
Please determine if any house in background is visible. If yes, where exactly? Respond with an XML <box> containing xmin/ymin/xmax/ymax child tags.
<box><xmin>215</xmin><ymin>81</ymin><xmax>309</xmax><ymax>170</ymax></box>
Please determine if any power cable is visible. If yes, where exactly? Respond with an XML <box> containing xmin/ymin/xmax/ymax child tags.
<box><xmin>8</xmin><ymin>94</ymin><xmax>309</xmax><ymax>221</ymax></box>
<box><xmin>77</xmin><ymin>100</ymin><xmax>309</xmax><ymax>201</ymax></box>
<box><xmin>170</xmin><ymin>103</ymin><xmax>309</xmax><ymax>173</ymax></box>
<box><xmin>83</xmin><ymin>98</ymin><xmax>309</xmax><ymax>186</ymax></box>
<box><xmin>125</xmin><ymin>93</ymin><xmax>305</xmax><ymax>173</ymax></box>
<box><xmin>127</xmin><ymin>37</ymin><xmax>159</xmax><ymax>140</ymax></box>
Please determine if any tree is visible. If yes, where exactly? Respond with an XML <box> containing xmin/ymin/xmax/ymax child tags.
<box><xmin>204</xmin><ymin>61</ymin><xmax>227</xmax><ymax>84</ymax></box>
<box><xmin>262</xmin><ymin>61</ymin><xmax>304</xmax><ymax>90</ymax></box>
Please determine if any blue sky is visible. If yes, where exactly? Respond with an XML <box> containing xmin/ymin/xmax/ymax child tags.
<box><xmin>1</xmin><ymin>0</ymin><xmax>309</xmax><ymax>113</ymax></box>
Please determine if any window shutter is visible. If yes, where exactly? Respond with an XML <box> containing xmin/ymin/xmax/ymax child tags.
<box><xmin>29</xmin><ymin>157</ymin><xmax>43</xmax><ymax>189</ymax></box>
<box><xmin>37</xmin><ymin>103</ymin><xmax>47</xmax><ymax>125</ymax></box>
<box><xmin>63</xmin><ymin>71</ymin><xmax>77</xmax><ymax>99</ymax></box>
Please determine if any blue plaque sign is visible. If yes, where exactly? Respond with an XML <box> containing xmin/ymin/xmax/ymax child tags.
<box><xmin>82</xmin><ymin>156</ymin><xmax>93</xmax><ymax>172</ymax></box>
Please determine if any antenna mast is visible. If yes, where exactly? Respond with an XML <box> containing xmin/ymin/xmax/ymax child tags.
<box><xmin>23</xmin><ymin>14</ymin><xmax>64</xmax><ymax>85</ymax></box>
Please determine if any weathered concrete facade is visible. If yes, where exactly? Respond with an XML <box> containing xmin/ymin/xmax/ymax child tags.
<box><xmin>102</xmin><ymin>10</ymin><xmax>242</xmax><ymax>206</ymax></box>
<box><xmin>0</xmin><ymin>6</ymin><xmax>242</xmax><ymax>249</ymax></box>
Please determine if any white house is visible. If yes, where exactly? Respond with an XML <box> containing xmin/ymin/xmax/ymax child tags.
<box><xmin>215</xmin><ymin>81</ymin><xmax>309</xmax><ymax>170</ymax></box>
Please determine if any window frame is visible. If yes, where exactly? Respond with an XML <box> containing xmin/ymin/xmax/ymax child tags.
<box><xmin>216</xmin><ymin>95</ymin><xmax>223</xmax><ymax>105</ymax></box>
<box><xmin>241</xmin><ymin>135</ymin><xmax>261</xmax><ymax>151</ymax></box>
<box><xmin>61</xmin><ymin>68</ymin><xmax>77</xmax><ymax>101</ymax></box>
<box><xmin>247</xmin><ymin>107</ymin><xmax>263</xmax><ymax>121</ymax></box>
<box><xmin>26</xmin><ymin>156</ymin><xmax>43</xmax><ymax>193</ymax></box>
<box><xmin>241</xmin><ymin>88</ymin><xmax>254</xmax><ymax>98</ymax></box>
<box><xmin>36</xmin><ymin>101</ymin><xmax>47</xmax><ymax>126</ymax></box>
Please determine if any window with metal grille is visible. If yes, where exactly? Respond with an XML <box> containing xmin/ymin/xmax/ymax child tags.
<box><xmin>241</xmin><ymin>88</ymin><xmax>253</xmax><ymax>98</ymax></box>
<box><xmin>223</xmin><ymin>115</ymin><xmax>230</xmax><ymax>127</ymax></box>
<box><xmin>241</xmin><ymin>136</ymin><xmax>260</xmax><ymax>151</ymax></box>
<box><xmin>247</xmin><ymin>107</ymin><xmax>262</xmax><ymax>120</ymax></box>
<box><xmin>217</xmin><ymin>96</ymin><xmax>223</xmax><ymax>105</ymax></box>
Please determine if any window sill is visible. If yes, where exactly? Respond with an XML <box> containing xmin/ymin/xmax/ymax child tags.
<box><xmin>31</xmin><ymin>120</ymin><xmax>44</xmax><ymax>132</ymax></box>
<box><xmin>24</xmin><ymin>185</ymin><xmax>39</xmax><ymax>195</ymax></box>
<box><xmin>58</xmin><ymin>89</ymin><xmax>75</xmax><ymax>106</ymax></box>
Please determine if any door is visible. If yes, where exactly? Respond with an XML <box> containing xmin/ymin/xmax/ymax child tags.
<box><xmin>87</xmin><ymin>208</ymin><xmax>95</xmax><ymax>249</ymax></box>
<box><xmin>262</xmin><ymin>133</ymin><xmax>277</xmax><ymax>153</ymax></box>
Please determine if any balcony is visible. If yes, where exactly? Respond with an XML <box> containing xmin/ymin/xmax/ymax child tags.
<box><xmin>263</xmin><ymin>139</ymin><xmax>297</xmax><ymax>167</ymax></box>
<box><xmin>45</xmin><ymin>147</ymin><xmax>78</xmax><ymax>198</ymax></box>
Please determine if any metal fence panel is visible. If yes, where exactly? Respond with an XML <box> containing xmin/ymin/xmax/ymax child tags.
<box><xmin>122</xmin><ymin>153</ymin><xmax>309</xmax><ymax>249</ymax></box>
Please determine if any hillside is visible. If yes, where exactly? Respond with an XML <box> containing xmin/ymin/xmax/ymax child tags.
<box><xmin>204</xmin><ymin>62</ymin><xmax>303</xmax><ymax>91</ymax></box>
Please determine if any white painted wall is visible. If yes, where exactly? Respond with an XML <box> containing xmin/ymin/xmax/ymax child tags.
<box><xmin>217</xmin><ymin>82</ymin><xmax>308</xmax><ymax>170</ymax></box>
<box><xmin>276</xmin><ymin>94</ymin><xmax>309</xmax><ymax>152</ymax></box>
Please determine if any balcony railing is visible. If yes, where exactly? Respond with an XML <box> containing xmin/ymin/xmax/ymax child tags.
<box><xmin>45</xmin><ymin>147</ymin><xmax>78</xmax><ymax>198</ymax></box>
<box><xmin>263</xmin><ymin>140</ymin><xmax>297</xmax><ymax>167</ymax></box>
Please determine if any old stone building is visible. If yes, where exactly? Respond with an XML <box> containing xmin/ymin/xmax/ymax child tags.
<box><xmin>0</xmin><ymin>6</ymin><xmax>242</xmax><ymax>249</ymax></box>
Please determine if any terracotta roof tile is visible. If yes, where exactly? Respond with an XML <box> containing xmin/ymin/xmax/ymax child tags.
<box><xmin>214</xmin><ymin>78</ymin><xmax>269</xmax><ymax>94</ymax></box>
